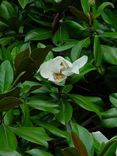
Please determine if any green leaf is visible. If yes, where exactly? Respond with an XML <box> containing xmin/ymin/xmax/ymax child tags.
<box><xmin>102</xmin><ymin>142</ymin><xmax>117</xmax><ymax>156</ymax></box>
<box><xmin>109</xmin><ymin>93</ymin><xmax>117</xmax><ymax>107</ymax></box>
<box><xmin>0</xmin><ymin>124</ymin><xmax>17</xmax><ymax>151</ymax></box>
<box><xmin>39</xmin><ymin>122</ymin><xmax>69</xmax><ymax>138</ymax></box>
<box><xmin>0</xmin><ymin>60</ymin><xmax>14</xmax><ymax>93</ymax></box>
<box><xmin>101</xmin><ymin>9</ymin><xmax>117</xmax><ymax>30</ymax></box>
<box><xmin>71</xmin><ymin>37</ymin><xmax>90</xmax><ymax>61</ymax></box>
<box><xmin>100</xmin><ymin>32</ymin><xmax>117</xmax><ymax>38</ymax></box>
<box><xmin>101</xmin><ymin>108</ymin><xmax>117</xmax><ymax>118</ymax></box>
<box><xmin>18</xmin><ymin>0</ymin><xmax>29</xmax><ymax>9</ymax></box>
<box><xmin>72</xmin><ymin>123</ymin><xmax>94</xmax><ymax>156</ymax></box>
<box><xmin>101</xmin><ymin>45</ymin><xmax>117</xmax><ymax>65</ymax></box>
<box><xmin>81</xmin><ymin>0</ymin><xmax>90</xmax><ymax>15</ymax></box>
<box><xmin>26</xmin><ymin>149</ymin><xmax>53</xmax><ymax>156</ymax></box>
<box><xmin>94</xmin><ymin>36</ymin><xmax>102</xmax><ymax>67</ymax></box>
<box><xmin>56</xmin><ymin>101</ymin><xmax>73</xmax><ymax>125</ymax></box>
<box><xmin>0</xmin><ymin>151</ymin><xmax>21</xmax><ymax>156</ymax></box>
<box><xmin>70</xmin><ymin>94</ymin><xmax>101</xmax><ymax>117</ymax></box>
<box><xmin>25</xmin><ymin>28</ymin><xmax>52</xmax><ymax>41</ymax></box>
<box><xmin>94</xmin><ymin>2</ymin><xmax>114</xmax><ymax>18</ymax></box>
<box><xmin>53</xmin><ymin>25</ymin><xmax>69</xmax><ymax>46</ymax></box>
<box><xmin>10</xmin><ymin>127</ymin><xmax>51</xmax><ymax>147</ymax></box>
<box><xmin>101</xmin><ymin>108</ymin><xmax>117</xmax><ymax>128</ymax></box>
<box><xmin>27</xmin><ymin>98</ymin><xmax>59</xmax><ymax>113</ymax></box>
<box><xmin>64</xmin><ymin>20</ymin><xmax>86</xmax><ymax>31</ymax></box>
<box><xmin>99</xmin><ymin>138</ymin><xmax>117</xmax><ymax>156</ymax></box>
<box><xmin>52</xmin><ymin>42</ymin><xmax>76</xmax><ymax>52</ymax></box>
<box><xmin>0</xmin><ymin>1</ymin><xmax>16</xmax><ymax>19</ymax></box>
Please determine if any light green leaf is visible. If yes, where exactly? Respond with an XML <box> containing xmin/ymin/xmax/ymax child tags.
<box><xmin>27</xmin><ymin>98</ymin><xmax>59</xmax><ymax>113</ymax></box>
<box><xmin>10</xmin><ymin>127</ymin><xmax>51</xmax><ymax>147</ymax></box>
<box><xmin>26</xmin><ymin>149</ymin><xmax>53</xmax><ymax>156</ymax></box>
<box><xmin>109</xmin><ymin>93</ymin><xmax>117</xmax><ymax>107</ymax></box>
<box><xmin>0</xmin><ymin>151</ymin><xmax>21</xmax><ymax>156</ymax></box>
<box><xmin>0</xmin><ymin>60</ymin><xmax>14</xmax><ymax>93</ymax></box>
<box><xmin>0</xmin><ymin>124</ymin><xmax>17</xmax><ymax>151</ymax></box>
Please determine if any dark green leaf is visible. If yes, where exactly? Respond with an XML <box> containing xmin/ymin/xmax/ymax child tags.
<box><xmin>94</xmin><ymin>2</ymin><xmax>114</xmax><ymax>18</ymax></box>
<box><xmin>25</xmin><ymin>28</ymin><xmax>52</xmax><ymax>41</ymax></box>
<box><xmin>70</xmin><ymin>94</ymin><xmax>101</xmax><ymax>117</ymax></box>
<box><xmin>56</xmin><ymin>101</ymin><xmax>73</xmax><ymax>125</ymax></box>
<box><xmin>94</xmin><ymin>36</ymin><xmax>102</xmax><ymax>67</ymax></box>
<box><xmin>71</xmin><ymin>37</ymin><xmax>90</xmax><ymax>61</ymax></box>
<box><xmin>81</xmin><ymin>0</ymin><xmax>90</xmax><ymax>15</ymax></box>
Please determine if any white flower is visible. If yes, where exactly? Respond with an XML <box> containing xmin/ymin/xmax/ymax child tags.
<box><xmin>38</xmin><ymin>55</ymin><xmax>88</xmax><ymax>83</ymax></box>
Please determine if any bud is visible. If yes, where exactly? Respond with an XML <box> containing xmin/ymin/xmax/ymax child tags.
<box><xmin>89</xmin><ymin>0</ymin><xmax>95</xmax><ymax>6</ymax></box>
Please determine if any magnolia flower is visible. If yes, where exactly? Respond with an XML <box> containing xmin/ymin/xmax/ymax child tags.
<box><xmin>38</xmin><ymin>55</ymin><xmax>88</xmax><ymax>84</ymax></box>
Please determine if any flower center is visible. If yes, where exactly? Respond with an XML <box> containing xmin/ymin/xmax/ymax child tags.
<box><xmin>53</xmin><ymin>61</ymin><xmax>68</xmax><ymax>81</ymax></box>
<box><xmin>54</xmin><ymin>73</ymin><xmax>64</xmax><ymax>80</ymax></box>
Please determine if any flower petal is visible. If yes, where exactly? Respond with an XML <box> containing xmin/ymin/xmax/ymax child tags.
<box><xmin>38</xmin><ymin>59</ymin><xmax>54</xmax><ymax>79</ymax></box>
<box><xmin>71</xmin><ymin>55</ymin><xmax>88</xmax><ymax>74</ymax></box>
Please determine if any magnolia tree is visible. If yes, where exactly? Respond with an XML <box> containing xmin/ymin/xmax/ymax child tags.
<box><xmin>0</xmin><ymin>0</ymin><xmax>117</xmax><ymax>156</ymax></box>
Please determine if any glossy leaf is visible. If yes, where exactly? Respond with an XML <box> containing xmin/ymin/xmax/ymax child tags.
<box><xmin>25</xmin><ymin>28</ymin><xmax>52</xmax><ymax>41</ymax></box>
<box><xmin>26</xmin><ymin>149</ymin><xmax>53</xmax><ymax>156</ymax></box>
<box><xmin>10</xmin><ymin>127</ymin><xmax>51</xmax><ymax>147</ymax></box>
<box><xmin>27</xmin><ymin>98</ymin><xmax>59</xmax><ymax>113</ymax></box>
<box><xmin>71</xmin><ymin>37</ymin><xmax>90</xmax><ymax>61</ymax></box>
<box><xmin>0</xmin><ymin>60</ymin><xmax>14</xmax><ymax>93</ymax></box>
<box><xmin>56</xmin><ymin>101</ymin><xmax>73</xmax><ymax>125</ymax></box>
<box><xmin>70</xmin><ymin>94</ymin><xmax>101</xmax><ymax>117</ymax></box>
<box><xmin>39</xmin><ymin>122</ymin><xmax>69</xmax><ymax>138</ymax></box>
<box><xmin>72</xmin><ymin>123</ymin><xmax>94</xmax><ymax>156</ymax></box>
<box><xmin>0</xmin><ymin>124</ymin><xmax>17</xmax><ymax>151</ymax></box>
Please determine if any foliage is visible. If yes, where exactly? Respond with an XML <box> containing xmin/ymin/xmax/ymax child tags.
<box><xmin>0</xmin><ymin>0</ymin><xmax>117</xmax><ymax>155</ymax></box>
